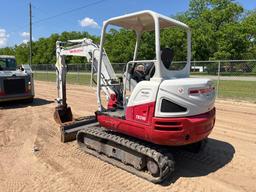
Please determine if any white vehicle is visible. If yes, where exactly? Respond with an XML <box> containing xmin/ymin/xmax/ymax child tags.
<box><xmin>0</xmin><ymin>55</ymin><xmax>34</xmax><ymax>102</ymax></box>
<box><xmin>54</xmin><ymin>10</ymin><xmax>216</xmax><ymax>183</ymax></box>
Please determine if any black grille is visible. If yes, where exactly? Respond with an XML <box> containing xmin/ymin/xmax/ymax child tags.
<box><xmin>161</xmin><ymin>99</ymin><xmax>187</xmax><ymax>113</ymax></box>
<box><xmin>4</xmin><ymin>78</ymin><xmax>26</xmax><ymax>95</ymax></box>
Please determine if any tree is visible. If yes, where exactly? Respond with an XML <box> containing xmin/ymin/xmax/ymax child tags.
<box><xmin>241</xmin><ymin>10</ymin><xmax>256</xmax><ymax>59</ymax></box>
<box><xmin>15</xmin><ymin>43</ymin><xmax>29</xmax><ymax>64</ymax></box>
<box><xmin>0</xmin><ymin>47</ymin><xmax>15</xmax><ymax>56</ymax></box>
<box><xmin>186</xmin><ymin>0</ymin><xmax>245</xmax><ymax>60</ymax></box>
<box><xmin>104</xmin><ymin>29</ymin><xmax>136</xmax><ymax>63</ymax></box>
<box><xmin>187</xmin><ymin>0</ymin><xmax>209</xmax><ymax>19</ymax></box>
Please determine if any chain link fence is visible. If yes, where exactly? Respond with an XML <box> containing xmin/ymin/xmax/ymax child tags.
<box><xmin>190</xmin><ymin>60</ymin><xmax>256</xmax><ymax>102</ymax></box>
<box><xmin>31</xmin><ymin>60</ymin><xmax>256</xmax><ymax>102</ymax></box>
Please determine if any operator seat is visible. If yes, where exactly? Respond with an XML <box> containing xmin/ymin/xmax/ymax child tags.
<box><xmin>161</xmin><ymin>48</ymin><xmax>174</xmax><ymax>69</ymax></box>
<box><xmin>145</xmin><ymin>48</ymin><xmax>174</xmax><ymax>79</ymax></box>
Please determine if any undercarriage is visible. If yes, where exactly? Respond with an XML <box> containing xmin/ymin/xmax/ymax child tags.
<box><xmin>77</xmin><ymin>126</ymin><xmax>175</xmax><ymax>183</ymax></box>
<box><xmin>58</xmin><ymin>114</ymin><xmax>209</xmax><ymax>183</ymax></box>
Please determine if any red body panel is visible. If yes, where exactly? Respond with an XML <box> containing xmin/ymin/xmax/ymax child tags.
<box><xmin>97</xmin><ymin>102</ymin><xmax>215</xmax><ymax>146</ymax></box>
<box><xmin>107</xmin><ymin>94</ymin><xmax>118</xmax><ymax>109</ymax></box>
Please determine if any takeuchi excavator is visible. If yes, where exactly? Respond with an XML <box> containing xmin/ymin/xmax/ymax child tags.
<box><xmin>54</xmin><ymin>10</ymin><xmax>216</xmax><ymax>183</ymax></box>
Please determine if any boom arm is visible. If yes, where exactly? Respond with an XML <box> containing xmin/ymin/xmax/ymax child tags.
<box><xmin>55</xmin><ymin>41</ymin><xmax>67</xmax><ymax>107</ymax></box>
<box><xmin>54</xmin><ymin>38</ymin><xmax>120</xmax><ymax>124</ymax></box>
<box><xmin>55</xmin><ymin>38</ymin><xmax>94</xmax><ymax>107</ymax></box>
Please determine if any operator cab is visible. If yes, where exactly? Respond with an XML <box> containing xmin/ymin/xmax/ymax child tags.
<box><xmin>129</xmin><ymin>48</ymin><xmax>174</xmax><ymax>83</ymax></box>
<box><xmin>97</xmin><ymin>10</ymin><xmax>215</xmax><ymax>121</ymax></box>
<box><xmin>95</xmin><ymin>10</ymin><xmax>191</xmax><ymax>118</ymax></box>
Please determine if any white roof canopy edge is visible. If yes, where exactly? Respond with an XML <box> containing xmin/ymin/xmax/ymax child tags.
<box><xmin>96</xmin><ymin>10</ymin><xmax>191</xmax><ymax>111</ymax></box>
<box><xmin>104</xmin><ymin>10</ymin><xmax>190</xmax><ymax>31</ymax></box>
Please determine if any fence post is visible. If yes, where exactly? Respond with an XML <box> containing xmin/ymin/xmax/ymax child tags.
<box><xmin>76</xmin><ymin>64</ymin><xmax>79</xmax><ymax>84</ymax></box>
<box><xmin>46</xmin><ymin>64</ymin><xmax>48</xmax><ymax>81</ymax></box>
<box><xmin>216</xmin><ymin>61</ymin><xmax>221</xmax><ymax>98</ymax></box>
<box><xmin>90</xmin><ymin>62</ymin><xmax>93</xmax><ymax>87</ymax></box>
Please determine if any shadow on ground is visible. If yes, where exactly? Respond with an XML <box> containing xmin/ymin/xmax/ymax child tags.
<box><xmin>0</xmin><ymin>98</ymin><xmax>53</xmax><ymax>109</ymax></box>
<box><xmin>162</xmin><ymin>138</ymin><xmax>235</xmax><ymax>186</ymax></box>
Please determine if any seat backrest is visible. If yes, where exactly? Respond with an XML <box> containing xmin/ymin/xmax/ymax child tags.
<box><xmin>161</xmin><ymin>48</ymin><xmax>174</xmax><ymax>69</ymax></box>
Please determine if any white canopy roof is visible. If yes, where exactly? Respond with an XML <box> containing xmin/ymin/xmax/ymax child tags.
<box><xmin>104</xmin><ymin>10</ymin><xmax>189</xmax><ymax>32</ymax></box>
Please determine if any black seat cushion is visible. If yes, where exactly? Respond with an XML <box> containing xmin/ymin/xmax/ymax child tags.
<box><xmin>161</xmin><ymin>48</ymin><xmax>174</xmax><ymax>69</ymax></box>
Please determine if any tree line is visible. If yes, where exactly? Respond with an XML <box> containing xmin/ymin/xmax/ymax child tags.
<box><xmin>0</xmin><ymin>0</ymin><xmax>255</xmax><ymax>66</ymax></box>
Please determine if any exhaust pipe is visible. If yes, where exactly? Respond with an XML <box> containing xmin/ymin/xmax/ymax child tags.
<box><xmin>54</xmin><ymin>104</ymin><xmax>73</xmax><ymax>124</ymax></box>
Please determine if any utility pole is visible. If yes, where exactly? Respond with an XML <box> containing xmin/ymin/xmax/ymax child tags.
<box><xmin>29</xmin><ymin>2</ymin><xmax>32</xmax><ymax>65</ymax></box>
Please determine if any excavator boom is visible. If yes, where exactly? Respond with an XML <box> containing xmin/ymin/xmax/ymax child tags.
<box><xmin>54</xmin><ymin>38</ymin><xmax>121</xmax><ymax>124</ymax></box>
<box><xmin>54</xmin><ymin>38</ymin><xmax>123</xmax><ymax>141</ymax></box>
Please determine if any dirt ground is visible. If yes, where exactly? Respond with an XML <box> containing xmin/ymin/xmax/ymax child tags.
<box><xmin>0</xmin><ymin>81</ymin><xmax>256</xmax><ymax>192</ymax></box>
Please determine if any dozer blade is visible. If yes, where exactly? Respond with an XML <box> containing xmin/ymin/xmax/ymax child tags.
<box><xmin>54</xmin><ymin>105</ymin><xmax>73</xmax><ymax>124</ymax></box>
<box><xmin>60</xmin><ymin>116</ymin><xmax>98</xmax><ymax>142</ymax></box>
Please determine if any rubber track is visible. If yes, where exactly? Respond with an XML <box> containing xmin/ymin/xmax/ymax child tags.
<box><xmin>77</xmin><ymin>127</ymin><xmax>175</xmax><ymax>183</ymax></box>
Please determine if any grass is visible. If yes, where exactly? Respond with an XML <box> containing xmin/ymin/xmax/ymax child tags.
<box><xmin>34</xmin><ymin>72</ymin><xmax>256</xmax><ymax>103</ymax></box>
<box><xmin>216</xmin><ymin>80</ymin><xmax>256</xmax><ymax>102</ymax></box>
<box><xmin>34</xmin><ymin>72</ymin><xmax>91</xmax><ymax>85</ymax></box>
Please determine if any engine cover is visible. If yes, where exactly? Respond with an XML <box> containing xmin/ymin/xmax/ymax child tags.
<box><xmin>155</xmin><ymin>78</ymin><xmax>215</xmax><ymax>117</ymax></box>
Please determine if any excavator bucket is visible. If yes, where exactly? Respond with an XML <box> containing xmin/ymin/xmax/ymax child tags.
<box><xmin>54</xmin><ymin>105</ymin><xmax>73</xmax><ymax>124</ymax></box>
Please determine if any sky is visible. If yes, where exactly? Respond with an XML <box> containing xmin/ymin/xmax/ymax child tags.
<box><xmin>0</xmin><ymin>0</ymin><xmax>255</xmax><ymax>48</ymax></box>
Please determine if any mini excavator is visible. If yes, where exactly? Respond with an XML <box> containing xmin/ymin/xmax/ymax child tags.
<box><xmin>54</xmin><ymin>10</ymin><xmax>216</xmax><ymax>183</ymax></box>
